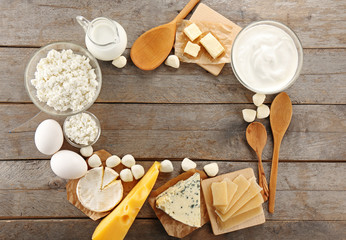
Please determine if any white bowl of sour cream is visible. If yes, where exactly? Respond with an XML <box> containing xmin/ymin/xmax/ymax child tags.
<box><xmin>231</xmin><ymin>20</ymin><xmax>303</xmax><ymax>94</ymax></box>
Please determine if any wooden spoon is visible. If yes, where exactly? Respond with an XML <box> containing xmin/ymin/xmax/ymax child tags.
<box><xmin>269</xmin><ymin>92</ymin><xmax>293</xmax><ymax>213</ymax></box>
<box><xmin>130</xmin><ymin>0</ymin><xmax>200</xmax><ymax>70</ymax></box>
<box><xmin>246</xmin><ymin>122</ymin><xmax>269</xmax><ymax>202</ymax></box>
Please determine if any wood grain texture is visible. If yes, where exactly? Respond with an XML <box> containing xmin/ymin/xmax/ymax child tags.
<box><xmin>1</xmin><ymin>48</ymin><xmax>346</xmax><ymax>104</ymax></box>
<box><xmin>0</xmin><ymin>219</ymin><xmax>345</xmax><ymax>240</ymax></box>
<box><xmin>0</xmin><ymin>0</ymin><xmax>345</xmax><ymax>48</ymax></box>
<box><xmin>1</xmin><ymin>161</ymin><xmax>345</xmax><ymax>191</ymax></box>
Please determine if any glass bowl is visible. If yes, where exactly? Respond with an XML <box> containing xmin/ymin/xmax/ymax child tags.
<box><xmin>231</xmin><ymin>20</ymin><xmax>303</xmax><ymax>94</ymax></box>
<box><xmin>63</xmin><ymin>111</ymin><xmax>101</xmax><ymax>148</ymax></box>
<box><xmin>24</xmin><ymin>42</ymin><xmax>102</xmax><ymax>116</ymax></box>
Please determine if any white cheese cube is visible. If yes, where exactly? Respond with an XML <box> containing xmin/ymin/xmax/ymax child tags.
<box><xmin>121</xmin><ymin>154</ymin><xmax>135</xmax><ymax>168</ymax></box>
<box><xmin>80</xmin><ymin>146</ymin><xmax>93</xmax><ymax>157</ymax></box>
<box><xmin>106</xmin><ymin>155</ymin><xmax>121</xmax><ymax>168</ymax></box>
<box><xmin>183</xmin><ymin>23</ymin><xmax>202</xmax><ymax>41</ymax></box>
<box><xmin>184</xmin><ymin>41</ymin><xmax>201</xmax><ymax>58</ymax></box>
<box><xmin>257</xmin><ymin>104</ymin><xmax>270</xmax><ymax>119</ymax></box>
<box><xmin>203</xmin><ymin>163</ymin><xmax>219</xmax><ymax>177</ymax></box>
<box><xmin>160</xmin><ymin>160</ymin><xmax>174</xmax><ymax>173</ymax></box>
<box><xmin>165</xmin><ymin>55</ymin><xmax>180</xmax><ymax>68</ymax></box>
<box><xmin>253</xmin><ymin>93</ymin><xmax>266</xmax><ymax>106</ymax></box>
<box><xmin>131</xmin><ymin>164</ymin><xmax>145</xmax><ymax>180</ymax></box>
<box><xmin>120</xmin><ymin>169</ymin><xmax>133</xmax><ymax>182</ymax></box>
<box><xmin>181</xmin><ymin>158</ymin><xmax>196</xmax><ymax>171</ymax></box>
<box><xmin>200</xmin><ymin>33</ymin><xmax>225</xmax><ymax>59</ymax></box>
<box><xmin>242</xmin><ymin>109</ymin><xmax>256</xmax><ymax>123</ymax></box>
<box><xmin>88</xmin><ymin>154</ymin><xmax>102</xmax><ymax>168</ymax></box>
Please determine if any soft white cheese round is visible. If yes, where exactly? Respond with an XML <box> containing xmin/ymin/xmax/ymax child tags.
<box><xmin>121</xmin><ymin>154</ymin><xmax>135</xmax><ymax>168</ymax></box>
<box><xmin>35</xmin><ymin>119</ymin><xmax>63</xmax><ymax>155</ymax></box>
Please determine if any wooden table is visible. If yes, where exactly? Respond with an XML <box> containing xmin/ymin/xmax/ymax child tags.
<box><xmin>1</xmin><ymin>0</ymin><xmax>345</xmax><ymax>239</ymax></box>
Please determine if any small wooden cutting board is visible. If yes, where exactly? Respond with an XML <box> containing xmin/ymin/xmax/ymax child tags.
<box><xmin>190</xmin><ymin>3</ymin><xmax>242</xmax><ymax>76</ymax></box>
<box><xmin>201</xmin><ymin>168</ymin><xmax>265</xmax><ymax>235</ymax></box>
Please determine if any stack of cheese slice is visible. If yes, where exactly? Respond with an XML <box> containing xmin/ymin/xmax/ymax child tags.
<box><xmin>211</xmin><ymin>174</ymin><xmax>264</xmax><ymax>229</ymax></box>
<box><xmin>155</xmin><ymin>172</ymin><xmax>201</xmax><ymax>227</ymax></box>
<box><xmin>77</xmin><ymin>167</ymin><xmax>123</xmax><ymax>212</ymax></box>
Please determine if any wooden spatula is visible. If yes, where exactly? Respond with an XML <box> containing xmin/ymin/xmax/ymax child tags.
<box><xmin>269</xmin><ymin>92</ymin><xmax>293</xmax><ymax>213</ymax></box>
<box><xmin>130</xmin><ymin>0</ymin><xmax>200</xmax><ymax>70</ymax></box>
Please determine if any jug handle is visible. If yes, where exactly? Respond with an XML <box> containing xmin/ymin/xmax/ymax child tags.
<box><xmin>76</xmin><ymin>16</ymin><xmax>90</xmax><ymax>33</ymax></box>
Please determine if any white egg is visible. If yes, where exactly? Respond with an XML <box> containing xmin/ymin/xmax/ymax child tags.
<box><xmin>35</xmin><ymin>119</ymin><xmax>63</xmax><ymax>155</ymax></box>
<box><xmin>50</xmin><ymin>150</ymin><xmax>88</xmax><ymax>179</ymax></box>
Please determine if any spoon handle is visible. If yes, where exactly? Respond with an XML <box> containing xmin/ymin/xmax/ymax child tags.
<box><xmin>174</xmin><ymin>0</ymin><xmax>200</xmax><ymax>22</ymax></box>
<box><xmin>269</xmin><ymin>134</ymin><xmax>282</xmax><ymax>213</ymax></box>
<box><xmin>256</xmin><ymin>152</ymin><xmax>269</xmax><ymax>202</ymax></box>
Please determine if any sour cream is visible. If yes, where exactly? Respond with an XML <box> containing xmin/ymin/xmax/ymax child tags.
<box><xmin>232</xmin><ymin>22</ymin><xmax>302</xmax><ymax>93</ymax></box>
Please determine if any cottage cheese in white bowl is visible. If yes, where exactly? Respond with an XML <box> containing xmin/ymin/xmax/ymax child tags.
<box><xmin>231</xmin><ymin>21</ymin><xmax>303</xmax><ymax>94</ymax></box>
<box><xmin>25</xmin><ymin>42</ymin><xmax>102</xmax><ymax>116</ymax></box>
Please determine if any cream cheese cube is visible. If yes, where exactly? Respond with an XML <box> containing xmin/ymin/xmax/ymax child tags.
<box><xmin>183</xmin><ymin>23</ymin><xmax>202</xmax><ymax>41</ymax></box>
<box><xmin>184</xmin><ymin>41</ymin><xmax>201</xmax><ymax>58</ymax></box>
<box><xmin>200</xmin><ymin>33</ymin><xmax>225</xmax><ymax>59</ymax></box>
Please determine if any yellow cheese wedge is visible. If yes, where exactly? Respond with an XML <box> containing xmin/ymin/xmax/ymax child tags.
<box><xmin>233</xmin><ymin>193</ymin><xmax>264</xmax><ymax>217</ymax></box>
<box><xmin>92</xmin><ymin>161</ymin><xmax>160</xmax><ymax>240</ymax></box>
<box><xmin>211</xmin><ymin>181</ymin><xmax>228</xmax><ymax>206</ymax></box>
<box><xmin>216</xmin><ymin>178</ymin><xmax>261</xmax><ymax>222</ymax></box>
<box><xmin>217</xmin><ymin>175</ymin><xmax>250</xmax><ymax>214</ymax></box>
<box><xmin>219</xmin><ymin>206</ymin><xmax>263</xmax><ymax>230</ymax></box>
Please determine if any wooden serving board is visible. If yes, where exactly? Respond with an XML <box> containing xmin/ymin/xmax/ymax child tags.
<box><xmin>66</xmin><ymin>149</ymin><xmax>138</xmax><ymax>221</ymax></box>
<box><xmin>190</xmin><ymin>3</ymin><xmax>242</xmax><ymax>76</ymax></box>
<box><xmin>148</xmin><ymin>169</ymin><xmax>209</xmax><ymax>238</ymax></box>
<box><xmin>201</xmin><ymin>168</ymin><xmax>265</xmax><ymax>235</ymax></box>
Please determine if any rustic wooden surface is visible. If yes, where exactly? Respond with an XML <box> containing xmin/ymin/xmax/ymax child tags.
<box><xmin>0</xmin><ymin>0</ymin><xmax>345</xmax><ymax>239</ymax></box>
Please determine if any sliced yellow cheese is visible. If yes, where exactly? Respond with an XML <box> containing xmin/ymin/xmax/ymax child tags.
<box><xmin>214</xmin><ymin>179</ymin><xmax>238</xmax><ymax>212</ymax></box>
<box><xmin>219</xmin><ymin>206</ymin><xmax>263</xmax><ymax>230</ymax></box>
<box><xmin>211</xmin><ymin>181</ymin><xmax>228</xmax><ymax>206</ymax></box>
<box><xmin>92</xmin><ymin>161</ymin><xmax>160</xmax><ymax>240</ymax></box>
<box><xmin>217</xmin><ymin>175</ymin><xmax>250</xmax><ymax>214</ymax></box>
<box><xmin>233</xmin><ymin>193</ymin><xmax>264</xmax><ymax>217</ymax></box>
<box><xmin>216</xmin><ymin>178</ymin><xmax>261</xmax><ymax>222</ymax></box>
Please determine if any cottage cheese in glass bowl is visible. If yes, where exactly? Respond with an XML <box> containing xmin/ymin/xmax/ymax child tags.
<box><xmin>231</xmin><ymin>21</ymin><xmax>303</xmax><ymax>94</ymax></box>
<box><xmin>25</xmin><ymin>42</ymin><xmax>102</xmax><ymax>116</ymax></box>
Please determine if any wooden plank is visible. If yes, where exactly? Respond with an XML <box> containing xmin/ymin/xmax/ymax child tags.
<box><xmin>0</xmin><ymin>189</ymin><xmax>345</xmax><ymax>220</ymax></box>
<box><xmin>1</xmin><ymin>161</ymin><xmax>345</xmax><ymax>192</ymax></box>
<box><xmin>1</xmin><ymin>0</ymin><xmax>345</xmax><ymax>48</ymax></box>
<box><xmin>0</xmin><ymin>219</ymin><xmax>345</xmax><ymax>240</ymax></box>
<box><xmin>1</xmin><ymin>47</ymin><xmax>345</xmax><ymax>104</ymax></box>
<box><xmin>3</xmin><ymin>104</ymin><xmax>345</xmax><ymax>133</ymax></box>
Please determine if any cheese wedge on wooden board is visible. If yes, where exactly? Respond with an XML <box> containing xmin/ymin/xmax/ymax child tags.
<box><xmin>233</xmin><ymin>193</ymin><xmax>264</xmax><ymax>217</ymax></box>
<box><xmin>190</xmin><ymin>3</ymin><xmax>242</xmax><ymax>76</ymax></box>
<box><xmin>216</xmin><ymin>178</ymin><xmax>262</xmax><ymax>221</ymax></box>
<box><xmin>217</xmin><ymin>175</ymin><xmax>251</xmax><ymax>214</ymax></box>
<box><xmin>92</xmin><ymin>161</ymin><xmax>160</xmax><ymax>240</ymax></box>
<box><xmin>148</xmin><ymin>169</ymin><xmax>209</xmax><ymax>239</ymax></box>
<box><xmin>218</xmin><ymin>206</ymin><xmax>264</xmax><ymax>230</ymax></box>
<box><xmin>156</xmin><ymin>172</ymin><xmax>201</xmax><ymax>227</ymax></box>
<box><xmin>201</xmin><ymin>168</ymin><xmax>265</xmax><ymax>235</ymax></box>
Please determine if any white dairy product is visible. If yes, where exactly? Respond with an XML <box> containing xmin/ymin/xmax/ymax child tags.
<box><xmin>31</xmin><ymin>49</ymin><xmax>98</xmax><ymax>112</ymax></box>
<box><xmin>232</xmin><ymin>24</ymin><xmax>299</xmax><ymax>93</ymax></box>
<box><xmin>84</xmin><ymin>18</ymin><xmax>127</xmax><ymax>61</ymax></box>
<box><xmin>64</xmin><ymin>112</ymin><xmax>99</xmax><ymax>145</ymax></box>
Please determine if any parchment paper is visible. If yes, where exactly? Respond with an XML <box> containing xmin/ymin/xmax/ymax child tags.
<box><xmin>148</xmin><ymin>169</ymin><xmax>209</xmax><ymax>238</ymax></box>
<box><xmin>175</xmin><ymin>20</ymin><xmax>239</xmax><ymax>64</ymax></box>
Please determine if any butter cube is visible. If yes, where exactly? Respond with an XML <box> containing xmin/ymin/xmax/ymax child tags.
<box><xmin>184</xmin><ymin>41</ymin><xmax>201</xmax><ymax>57</ymax></box>
<box><xmin>200</xmin><ymin>33</ymin><xmax>225</xmax><ymax>59</ymax></box>
<box><xmin>184</xmin><ymin>23</ymin><xmax>202</xmax><ymax>41</ymax></box>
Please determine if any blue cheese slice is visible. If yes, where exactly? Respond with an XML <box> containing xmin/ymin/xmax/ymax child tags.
<box><xmin>155</xmin><ymin>172</ymin><xmax>201</xmax><ymax>227</ymax></box>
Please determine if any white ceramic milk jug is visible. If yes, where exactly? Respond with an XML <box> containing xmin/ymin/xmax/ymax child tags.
<box><xmin>76</xmin><ymin>16</ymin><xmax>127</xmax><ymax>61</ymax></box>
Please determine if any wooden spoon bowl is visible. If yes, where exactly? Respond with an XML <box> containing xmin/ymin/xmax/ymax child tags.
<box><xmin>130</xmin><ymin>0</ymin><xmax>200</xmax><ymax>70</ymax></box>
